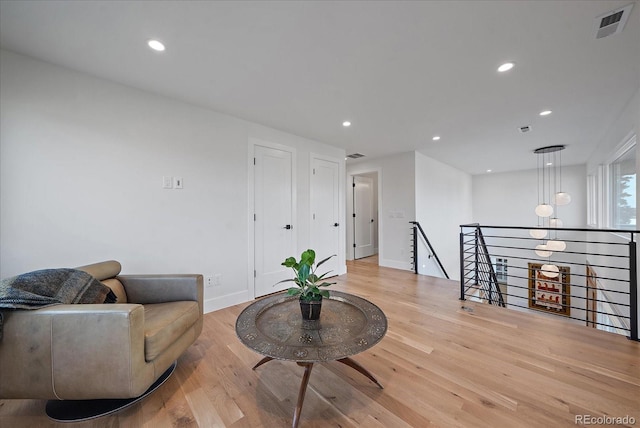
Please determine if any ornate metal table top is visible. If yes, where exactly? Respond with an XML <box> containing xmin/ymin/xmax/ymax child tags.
<box><xmin>236</xmin><ymin>291</ymin><xmax>387</xmax><ymax>363</ymax></box>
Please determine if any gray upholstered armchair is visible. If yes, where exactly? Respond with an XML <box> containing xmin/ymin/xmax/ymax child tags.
<box><xmin>0</xmin><ymin>260</ymin><xmax>203</xmax><ymax>420</ymax></box>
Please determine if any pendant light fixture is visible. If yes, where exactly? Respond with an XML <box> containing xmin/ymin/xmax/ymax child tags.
<box><xmin>535</xmin><ymin>147</ymin><xmax>552</xmax><ymax>217</ymax></box>
<box><xmin>532</xmin><ymin>145</ymin><xmax>571</xmax><ymax>276</ymax></box>
<box><xmin>534</xmin><ymin>244</ymin><xmax>552</xmax><ymax>257</ymax></box>
<box><xmin>549</xmin><ymin>217</ymin><xmax>563</xmax><ymax>228</ymax></box>
<box><xmin>541</xmin><ymin>264</ymin><xmax>560</xmax><ymax>278</ymax></box>
<box><xmin>530</xmin><ymin>148</ymin><xmax>550</xmax><ymax>239</ymax></box>
<box><xmin>532</xmin><ymin>145</ymin><xmax>571</xmax><ymax>231</ymax></box>
<box><xmin>529</xmin><ymin>228</ymin><xmax>548</xmax><ymax>239</ymax></box>
<box><xmin>552</xmin><ymin>147</ymin><xmax>571</xmax><ymax>206</ymax></box>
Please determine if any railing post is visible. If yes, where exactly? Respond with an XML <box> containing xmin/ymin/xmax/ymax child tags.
<box><xmin>474</xmin><ymin>227</ymin><xmax>479</xmax><ymax>287</ymax></box>
<box><xmin>459</xmin><ymin>229</ymin><xmax>465</xmax><ymax>301</ymax></box>
<box><xmin>488</xmin><ymin>272</ymin><xmax>494</xmax><ymax>306</ymax></box>
<box><xmin>413</xmin><ymin>225</ymin><xmax>418</xmax><ymax>274</ymax></box>
<box><xmin>630</xmin><ymin>239</ymin><xmax>638</xmax><ymax>341</ymax></box>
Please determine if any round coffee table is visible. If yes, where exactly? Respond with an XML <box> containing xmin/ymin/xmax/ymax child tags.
<box><xmin>236</xmin><ymin>290</ymin><xmax>387</xmax><ymax>427</ymax></box>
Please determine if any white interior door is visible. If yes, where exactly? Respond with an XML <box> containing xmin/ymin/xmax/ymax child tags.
<box><xmin>311</xmin><ymin>157</ymin><xmax>340</xmax><ymax>276</ymax></box>
<box><xmin>354</xmin><ymin>175</ymin><xmax>375</xmax><ymax>259</ymax></box>
<box><xmin>254</xmin><ymin>145</ymin><xmax>295</xmax><ymax>297</ymax></box>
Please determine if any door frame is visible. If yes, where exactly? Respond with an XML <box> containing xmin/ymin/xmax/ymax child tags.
<box><xmin>248</xmin><ymin>137</ymin><xmax>297</xmax><ymax>299</ymax></box>
<box><xmin>310</xmin><ymin>153</ymin><xmax>347</xmax><ymax>276</ymax></box>
<box><xmin>353</xmin><ymin>175</ymin><xmax>376</xmax><ymax>259</ymax></box>
<box><xmin>346</xmin><ymin>168</ymin><xmax>382</xmax><ymax>262</ymax></box>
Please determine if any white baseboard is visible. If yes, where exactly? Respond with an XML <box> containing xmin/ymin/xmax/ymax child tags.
<box><xmin>204</xmin><ymin>290</ymin><xmax>251</xmax><ymax>314</ymax></box>
<box><xmin>379</xmin><ymin>258</ymin><xmax>413</xmax><ymax>271</ymax></box>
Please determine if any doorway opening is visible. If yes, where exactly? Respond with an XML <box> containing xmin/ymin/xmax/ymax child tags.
<box><xmin>349</xmin><ymin>172</ymin><xmax>379</xmax><ymax>261</ymax></box>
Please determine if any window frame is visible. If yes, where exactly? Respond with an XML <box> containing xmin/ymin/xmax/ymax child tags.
<box><xmin>605</xmin><ymin>135</ymin><xmax>636</xmax><ymax>230</ymax></box>
<box><xmin>586</xmin><ymin>169</ymin><xmax>601</xmax><ymax>228</ymax></box>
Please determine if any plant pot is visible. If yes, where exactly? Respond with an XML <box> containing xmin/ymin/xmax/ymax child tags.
<box><xmin>299</xmin><ymin>296</ymin><xmax>322</xmax><ymax>320</ymax></box>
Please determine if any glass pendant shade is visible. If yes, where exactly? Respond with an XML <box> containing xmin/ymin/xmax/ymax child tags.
<box><xmin>546</xmin><ymin>240</ymin><xmax>567</xmax><ymax>251</ymax></box>
<box><xmin>535</xmin><ymin>244</ymin><xmax>552</xmax><ymax>257</ymax></box>
<box><xmin>549</xmin><ymin>218</ymin><xmax>563</xmax><ymax>228</ymax></box>
<box><xmin>554</xmin><ymin>192</ymin><xmax>571</xmax><ymax>206</ymax></box>
<box><xmin>529</xmin><ymin>228</ymin><xmax>548</xmax><ymax>239</ymax></box>
<box><xmin>535</xmin><ymin>204</ymin><xmax>553</xmax><ymax>217</ymax></box>
<box><xmin>541</xmin><ymin>264</ymin><xmax>560</xmax><ymax>278</ymax></box>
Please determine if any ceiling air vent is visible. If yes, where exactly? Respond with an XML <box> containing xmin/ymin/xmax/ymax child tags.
<box><xmin>346</xmin><ymin>153</ymin><xmax>365</xmax><ymax>159</ymax></box>
<box><xmin>594</xmin><ymin>3</ymin><xmax>634</xmax><ymax>39</ymax></box>
<box><xmin>519</xmin><ymin>125</ymin><xmax>532</xmax><ymax>133</ymax></box>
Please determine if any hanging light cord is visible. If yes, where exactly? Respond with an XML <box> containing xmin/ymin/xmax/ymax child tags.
<box><xmin>537</xmin><ymin>152</ymin><xmax>541</xmax><ymax>227</ymax></box>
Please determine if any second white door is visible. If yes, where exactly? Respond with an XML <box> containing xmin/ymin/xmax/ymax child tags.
<box><xmin>310</xmin><ymin>157</ymin><xmax>341</xmax><ymax>276</ymax></box>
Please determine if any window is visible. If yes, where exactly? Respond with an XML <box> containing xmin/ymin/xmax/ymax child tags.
<box><xmin>609</xmin><ymin>137</ymin><xmax>636</xmax><ymax>229</ymax></box>
<box><xmin>495</xmin><ymin>257</ymin><xmax>508</xmax><ymax>283</ymax></box>
<box><xmin>587</xmin><ymin>173</ymin><xmax>598</xmax><ymax>227</ymax></box>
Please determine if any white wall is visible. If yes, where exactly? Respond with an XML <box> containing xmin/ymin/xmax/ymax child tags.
<box><xmin>415</xmin><ymin>152</ymin><xmax>472</xmax><ymax>281</ymax></box>
<box><xmin>472</xmin><ymin>164</ymin><xmax>587</xmax><ymax>228</ymax></box>
<box><xmin>0</xmin><ymin>50</ymin><xmax>345</xmax><ymax>312</ymax></box>
<box><xmin>346</xmin><ymin>152</ymin><xmax>415</xmax><ymax>270</ymax></box>
<box><xmin>586</xmin><ymin>89</ymin><xmax>639</xmax><ymax>176</ymax></box>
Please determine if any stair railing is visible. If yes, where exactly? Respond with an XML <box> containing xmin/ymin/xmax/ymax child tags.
<box><xmin>410</xmin><ymin>221</ymin><xmax>449</xmax><ymax>279</ymax></box>
<box><xmin>460</xmin><ymin>224</ymin><xmax>505</xmax><ymax>307</ymax></box>
<box><xmin>460</xmin><ymin>223</ymin><xmax>638</xmax><ymax>341</ymax></box>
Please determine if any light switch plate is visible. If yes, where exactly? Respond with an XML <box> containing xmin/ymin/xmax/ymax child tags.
<box><xmin>173</xmin><ymin>177</ymin><xmax>183</xmax><ymax>189</ymax></box>
<box><xmin>162</xmin><ymin>176</ymin><xmax>173</xmax><ymax>189</ymax></box>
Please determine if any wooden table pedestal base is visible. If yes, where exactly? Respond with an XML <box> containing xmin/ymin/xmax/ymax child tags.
<box><xmin>252</xmin><ymin>356</ymin><xmax>383</xmax><ymax>428</ymax></box>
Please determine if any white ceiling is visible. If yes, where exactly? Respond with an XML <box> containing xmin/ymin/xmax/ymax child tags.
<box><xmin>1</xmin><ymin>0</ymin><xmax>638</xmax><ymax>174</ymax></box>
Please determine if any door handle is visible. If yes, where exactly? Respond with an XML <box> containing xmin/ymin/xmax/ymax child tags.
<box><xmin>333</xmin><ymin>223</ymin><xmax>339</xmax><ymax>227</ymax></box>
<box><xmin>284</xmin><ymin>224</ymin><xmax>292</xmax><ymax>230</ymax></box>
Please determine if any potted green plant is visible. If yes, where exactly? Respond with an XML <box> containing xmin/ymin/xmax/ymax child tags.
<box><xmin>277</xmin><ymin>249</ymin><xmax>336</xmax><ymax>320</ymax></box>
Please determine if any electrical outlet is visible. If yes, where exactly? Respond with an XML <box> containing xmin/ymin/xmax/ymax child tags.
<box><xmin>206</xmin><ymin>276</ymin><xmax>213</xmax><ymax>288</ymax></box>
<box><xmin>162</xmin><ymin>176</ymin><xmax>173</xmax><ymax>189</ymax></box>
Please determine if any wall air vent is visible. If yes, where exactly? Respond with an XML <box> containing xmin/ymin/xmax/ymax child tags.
<box><xmin>594</xmin><ymin>3</ymin><xmax>634</xmax><ymax>39</ymax></box>
<box><xmin>519</xmin><ymin>125</ymin><xmax>532</xmax><ymax>133</ymax></box>
<box><xmin>346</xmin><ymin>153</ymin><xmax>365</xmax><ymax>159</ymax></box>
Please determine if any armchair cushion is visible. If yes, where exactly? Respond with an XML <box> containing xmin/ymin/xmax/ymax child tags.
<box><xmin>143</xmin><ymin>301</ymin><xmax>200</xmax><ymax>361</ymax></box>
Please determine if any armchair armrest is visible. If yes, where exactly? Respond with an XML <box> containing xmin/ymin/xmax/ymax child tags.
<box><xmin>118</xmin><ymin>274</ymin><xmax>203</xmax><ymax>312</ymax></box>
<box><xmin>0</xmin><ymin>304</ymin><xmax>155</xmax><ymax>399</ymax></box>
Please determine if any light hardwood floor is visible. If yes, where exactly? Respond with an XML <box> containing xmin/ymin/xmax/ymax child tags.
<box><xmin>1</xmin><ymin>260</ymin><xmax>639</xmax><ymax>427</ymax></box>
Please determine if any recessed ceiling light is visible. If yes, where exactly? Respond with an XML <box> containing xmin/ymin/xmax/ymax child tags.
<box><xmin>546</xmin><ymin>162</ymin><xmax>553</xmax><ymax>166</ymax></box>
<box><xmin>432</xmin><ymin>136</ymin><xmax>441</xmax><ymax>141</ymax></box>
<box><xmin>147</xmin><ymin>39</ymin><xmax>166</xmax><ymax>52</ymax></box>
<box><xmin>342</xmin><ymin>121</ymin><xmax>351</xmax><ymax>127</ymax></box>
<box><xmin>540</xmin><ymin>110</ymin><xmax>552</xmax><ymax>116</ymax></box>
<box><xmin>497</xmin><ymin>62</ymin><xmax>514</xmax><ymax>72</ymax></box>
<box><xmin>486</xmin><ymin>169</ymin><xmax>492</xmax><ymax>173</ymax></box>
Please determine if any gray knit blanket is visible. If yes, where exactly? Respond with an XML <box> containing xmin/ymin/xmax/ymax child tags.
<box><xmin>0</xmin><ymin>268</ymin><xmax>117</xmax><ymax>340</ymax></box>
